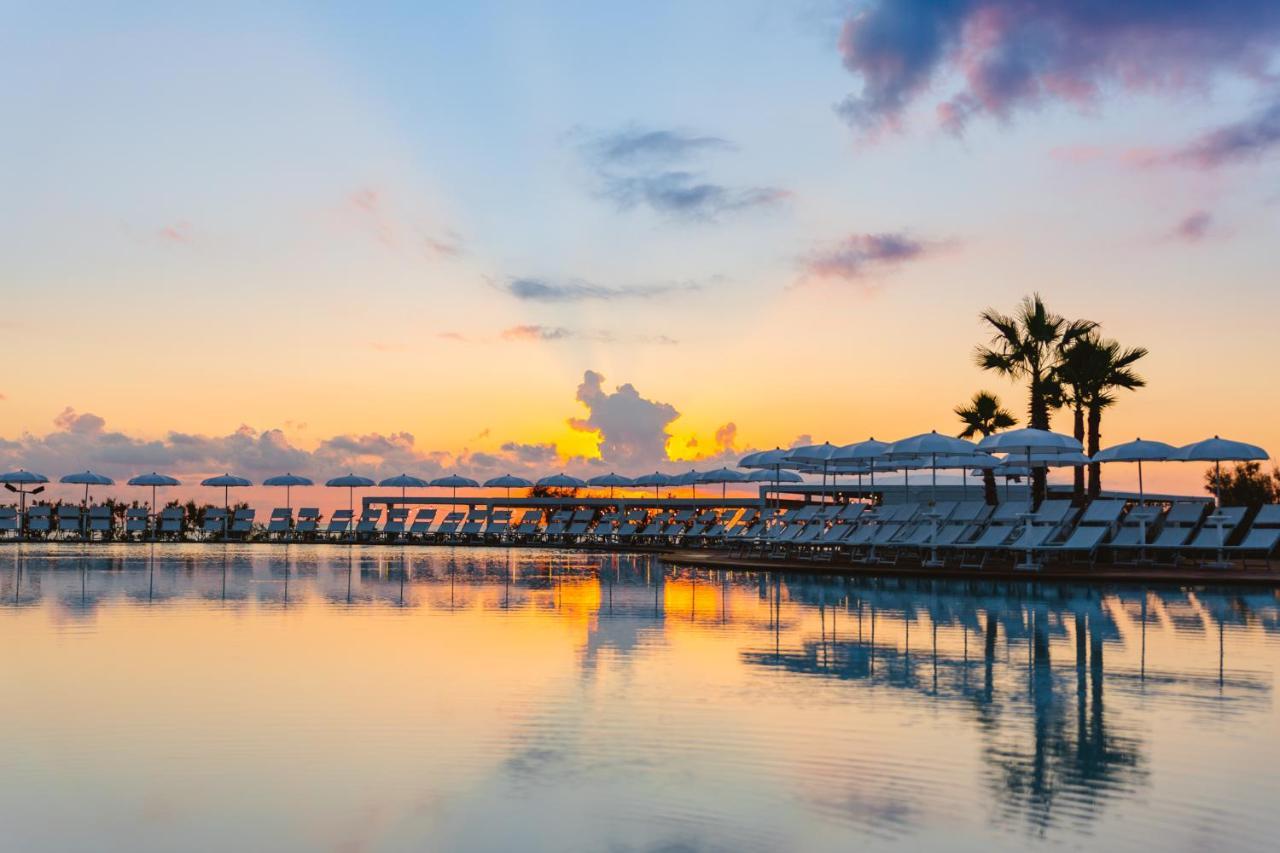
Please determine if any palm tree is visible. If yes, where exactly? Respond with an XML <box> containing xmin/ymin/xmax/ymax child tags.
<box><xmin>975</xmin><ymin>294</ymin><xmax>1095</xmax><ymax>503</ymax></box>
<box><xmin>955</xmin><ymin>392</ymin><xmax>1018</xmax><ymax>505</ymax></box>
<box><xmin>1082</xmin><ymin>338</ymin><xmax>1147</xmax><ymax>497</ymax></box>
<box><xmin>1051</xmin><ymin>346</ymin><xmax>1092</xmax><ymax>503</ymax></box>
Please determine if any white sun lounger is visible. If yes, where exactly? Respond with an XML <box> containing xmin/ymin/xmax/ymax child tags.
<box><xmin>267</xmin><ymin>508</ymin><xmax>293</xmax><ymax>537</ymax></box>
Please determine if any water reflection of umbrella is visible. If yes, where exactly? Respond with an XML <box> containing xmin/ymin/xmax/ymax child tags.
<box><xmin>262</xmin><ymin>473</ymin><xmax>313</xmax><ymax>511</ymax></box>
<box><xmin>127</xmin><ymin>472</ymin><xmax>181</xmax><ymax>539</ymax></box>
<box><xmin>326</xmin><ymin>473</ymin><xmax>375</xmax><ymax>515</ymax></box>
<box><xmin>697</xmin><ymin>467</ymin><xmax>749</xmax><ymax>499</ymax></box>
<box><xmin>632</xmin><ymin>471</ymin><xmax>674</xmax><ymax>499</ymax></box>
<box><xmin>1</xmin><ymin>469</ymin><xmax>49</xmax><ymax>540</ymax></box>
<box><xmin>59</xmin><ymin>470</ymin><xmax>114</xmax><ymax>505</ymax></box>
<box><xmin>587</xmin><ymin>472</ymin><xmax>633</xmax><ymax>499</ymax></box>
<box><xmin>484</xmin><ymin>474</ymin><xmax>533</xmax><ymax>498</ymax></box>
<box><xmin>201</xmin><ymin>474</ymin><xmax>252</xmax><ymax>537</ymax></box>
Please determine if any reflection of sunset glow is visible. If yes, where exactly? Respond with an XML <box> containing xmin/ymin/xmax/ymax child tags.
<box><xmin>2</xmin><ymin>547</ymin><xmax>1280</xmax><ymax>849</ymax></box>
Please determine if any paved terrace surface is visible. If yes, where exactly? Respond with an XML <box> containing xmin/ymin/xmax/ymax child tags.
<box><xmin>659</xmin><ymin>548</ymin><xmax>1280</xmax><ymax>588</ymax></box>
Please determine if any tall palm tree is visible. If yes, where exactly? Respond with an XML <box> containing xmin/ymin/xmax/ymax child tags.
<box><xmin>955</xmin><ymin>391</ymin><xmax>1017</xmax><ymax>505</ymax></box>
<box><xmin>1083</xmin><ymin>338</ymin><xmax>1147</xmax><ymax>497</ymax></box>
<box><xmin>975</xmin><ymin>294</ymin><xmax>1095</xmax><ymax>503</ymax></box>
<box><xmin>1051</xmin><ymin>346</ymin><xmax>1092</xmax><ymax>503</ymax></box>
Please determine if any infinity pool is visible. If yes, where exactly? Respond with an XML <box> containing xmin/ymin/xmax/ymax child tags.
<box><xmin>1</xmin><ymin>544</ymin><xmax>1276</xmax><ymax>852</ymax></box>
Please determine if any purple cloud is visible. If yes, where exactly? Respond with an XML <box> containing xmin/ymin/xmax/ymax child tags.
<box><xmin>836</xmin><ymin>0</ymin><xmax>1280</xmax><ymax>135</ymax></box>
<box><xmin>800</xmin><ymin>232</ymin><xmax>940</xmax><ymax>281</ymax></box>
<box><xmin>1174</xmin><ymin>98</ymin><xmax>1280</xmax><ymax>168</ymax></box>
<box><xmin>1170</xmin><ymin>209</ymin><xmax>1213</xmax><ymax>242</ymax></box>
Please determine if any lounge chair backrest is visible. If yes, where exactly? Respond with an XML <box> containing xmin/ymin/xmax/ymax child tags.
<box><xmin>1034</xmin><ymin>500</ymin><xmax>1072</xmax><ymax>525</ymax></box>
<box><xmin>1252</xmin><ymin>505</ymin><xmax>1280</xmax><ymax>527</ymax></box>
<box><xmin>1167</xmin><ymin>501</ymin><xmax>1207</xmax><ymax>526</ymax></box>
<box><xmin>950</xmin><ymin>501</ymin><xmax>988</xmax><ymax>523</ymax></box>
<box><xmin>1210</xmin><ymin>506</ymin><xmax>1247</xmax><ymax>528</ymax></box>
<box><xmin>991</xmin><ymin>502</ymin><xmax>1024</xmax><ymax>523</ymax></box>
<box><xmin>1080</xmin><ymin>499</ymin><xmax>1125</xmax><ymax>525</ymax></box>
<box><xmin>298</xmin><ymin>508</ymin><xmax>321</xmax><ymax>520</ymax></box>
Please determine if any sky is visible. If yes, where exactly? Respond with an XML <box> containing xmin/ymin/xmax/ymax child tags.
<box><xmin>1</xmin><ymin>0</ymin><xmax>1279</xmax><ymax>508</ymax></box>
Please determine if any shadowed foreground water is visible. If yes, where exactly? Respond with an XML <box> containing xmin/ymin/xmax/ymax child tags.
<box><xmin>1</xmin><ymin>544</ymin><xmax>1277</xmax><ymax>852</ymax></box>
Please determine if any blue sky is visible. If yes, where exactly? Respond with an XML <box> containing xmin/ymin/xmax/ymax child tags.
<box><xmin>1</xmin><ymin>0</ymin><xmax>1278</xmax><ymax>500</ymax></box>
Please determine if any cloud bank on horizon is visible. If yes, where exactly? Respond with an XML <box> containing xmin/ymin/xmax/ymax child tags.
<box><xmin>0</xmin><ymin>373</ymin><xmax>745</xmax><ymax>495</ymax></box>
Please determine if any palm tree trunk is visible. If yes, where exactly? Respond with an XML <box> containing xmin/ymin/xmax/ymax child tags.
<box><xmin>1072</xmin><ymin>405</ymin><xmax>1085</xmax><ymax>504</ymax></box>
<box><xmin>982</xmin><ymin>469</ymin><xmax>998</xmax><ymax>506</ymax></box>
<box><xmin>1087</xmin><ymin>405</ymin><xmax>1102</xmax><ymax>498</ymax></box>
<box><xmin>1029</xmin><ymin>376</ymin><xmax>1049</xmax><ymax>506</ymax></box>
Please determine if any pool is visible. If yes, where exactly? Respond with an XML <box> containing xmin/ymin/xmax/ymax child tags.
<box><xmin>2</xmin><ymin>544</ymin><xmax>1277</xmax><ymax>851</ymax></box>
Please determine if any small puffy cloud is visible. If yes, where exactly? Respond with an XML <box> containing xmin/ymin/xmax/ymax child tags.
<box><xmin>1170</xmin><ymin>210</ymin><xmax>1214</xmax><ymax>242</ymax></box>
<box><xmin>568</xmin><ymin>370</ymin><xmax>680</xmax><ymax>470</ymax></box>
<box><xmin>54</xmin><ymin>407</ymin><xmax>106</xmax><ymax>435</ymax></box>
<box><xmin>835</xmin><ymin>0</ymin><xmax>1280</xmax><ymax>136</ymax></box>
<box><xmin>600</xmin><ymin>172</ymin><xmax>789</xmax><ymax>220</ymax></box>
<box><xmin>799</xmin><ymin>232</ymin><xmax>943</xmax><ymax>283</ymax></box>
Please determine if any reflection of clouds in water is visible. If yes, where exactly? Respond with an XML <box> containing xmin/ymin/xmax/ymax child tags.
<box><xmin>3</xmin><ymin>546</ymin><xmax>1280</xmax><ymax>850</ymax></box>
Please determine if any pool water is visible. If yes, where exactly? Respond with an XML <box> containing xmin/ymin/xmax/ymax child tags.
<box><xmin>1</xmin><ymin>544</ymin><xmax>1277</xmax><ymax>852</ymax></box>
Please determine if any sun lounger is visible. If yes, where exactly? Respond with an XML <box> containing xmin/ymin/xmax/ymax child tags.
<box><xmin>231</xmin><ymin>508</ymin><xmax>255</xmax><ymax>538</ymax></box>
<box><xmin>203</xmin><ymin>508</ymin><xmax>228</xmax><ymax>537</ymax></box>
<box><xmin>267</xmin><ymin>508</ymin><xmax>293</xmax><ymax>537</ymax></box>
<box><xmin>460</xmin><ymin>510</ymin><xmax>488</xmax><ymax>539</ymax></box>
<box><xmin>1184</xmin><ymin>507</ymin><xmax>1248</xmax><ymax>563</ymax></box>
<box><xmin>159</xmin><ymin>506</ymin><xmax>184</xmax><ymax>537</ymax></box>
<box><xmin>27</xmin><ymin>506</ymin><xmax>52</xmax><ymax>536</ymax></box>
<box><xmin>0</xmin><ymin>507</ymin><xmax>17</xmax><ymax>537</ymax></box>
<box><xmin>295</xmin><ymin>508</ymin><xmax>321</xmax><ymax>537</ymax></box>
<box><xmin>1039</xmin><ymin>525</ymin><xmax>1109</xmax><ymax>563</ymax></box>
<box><xmin>436</xmin><ymin>511</ymin><xmax>465</xmax><ymax>539</ymax></box>
<box><xmin>326</xmin><ymin>509</ymin><xmax>354</xmax><ymax>538</ymax></box>
<box><xmin>384</xmin><ymin>508</ymin><xmax>409</xmax><ymax>539</ymax></box>
<box><xmin>1225</xmin><ymin>505</ymin><xmax>1280</xmax><ymax>566</ymax></box>
<box><xmin>566</xmin><ymin>510</ymin><xmax>594</xmax><ymax>540</ymax></box>
<box><xmin>410</xmin><ymin>508</ymin><xmax>437</xmax><ymax>539</ymax></box>
<box><xmin>125</xmin><ymin>507</ymin><xmax>149</xmax><ymax>537</ymax></box>
<box><xmin>57</xmin><ymin>505</ymin><xmax>83</xmax><ymax>536</ymax></box>
<box><xmin>88</xmin><ymin>505</ymin><xmax>113</xmax><ymax>538</ymax></box>
<box><xmin>355</xmin><ymin>509</ymin><xmax>383</xmax><ymax>539</ymax></box>
<box><xmin>513</xmin><ymin>510</ymin><xmax>541</xmax><ymax>540</ymax></box>
<box><xmin>486</xmin><ymin>510</ymin><xmax>512</xmax><ymax>540</ymax></box>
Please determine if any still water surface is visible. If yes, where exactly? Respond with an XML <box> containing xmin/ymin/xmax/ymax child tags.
<box><xmin>1</xmin><ymin>544</ymin><xmax>1278</xmax><ymax>852</ymax></box>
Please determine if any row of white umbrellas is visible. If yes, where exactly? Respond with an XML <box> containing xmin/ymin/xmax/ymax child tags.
<box><xmin>0</xmin><ymin>432</ymin><xmax>1267</xmax><ymax>519</ymax></box>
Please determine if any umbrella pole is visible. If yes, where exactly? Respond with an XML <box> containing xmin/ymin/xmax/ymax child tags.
<box><xmin>224</xmin><ymin>485</ymin><xmax>230</xmax><ymax>539</ymax></box>
<box><xmin>151</xmin><ymin>485</ymin><xmax>157</xmax><ymax>541</ymax></box>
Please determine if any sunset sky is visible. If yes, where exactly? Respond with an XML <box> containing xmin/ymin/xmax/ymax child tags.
<box><xmin>2</xmin><ymin>1</ymin><xmax>1278</xmax><ymax>505</ymax></box>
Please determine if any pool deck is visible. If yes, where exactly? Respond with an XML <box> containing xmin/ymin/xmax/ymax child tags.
<box><xmin>659</xmin><ymin>548</ymin><xmax>1280</xmax><ymax>587</ymax></box>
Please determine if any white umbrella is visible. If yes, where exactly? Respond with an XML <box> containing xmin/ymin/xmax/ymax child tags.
<box><xmin>379</xmin><ymin>473</ymin><xmax>429</xmax><ymax>500</ymax></box>
<box><xmin>326</xmin><ymin>473</ymin><xmax>375</xmax><ymax>516</ymax></box>
<box><xmin>739</xmin><ymin>448</ymin><xmax>802</xmax><ymax>508</ymax></box>
<box><xmin>587</xmin><ymin>472</ymin><xmax>633</xmax><ymax>498</ymax></box>
<box><xmin>430</xmin><ymin>474</ymin><xmax>479</xmax><ymax>501</ymax></box>
<box><xmin>670</xmin><ymin>470</ymin><xmax>704</xmax><ymax>499</ymax></box>
<box><xmin>127</xmin><ymin>472</ymin><xmax>181</xmax><ymax>539</ymax></box>
<box><xmin>977</xmin><ymin>429</ymin><xmax>1082</xmax><ymax>512</ymax></box>
<box><xmin>201</xmin><ymin>474</ymin><xmax>253</xmax><ymax>537</ymax></box>
<box><xmin>536</xmin><ymin>473</ymin><xmax>587</xmax><ymax>489</ymax></box>
<box><xmin>632</xmin><ymin>471</ymin><xmax>674</xmax><ymax>499</ymax></box>
<box><xmin>1174</xmin><ymin>436</ymin><xmax>1270</xmax><ymax>566</ymax></box>
<box><xmin>884</xmin><ymin>433</ymin><xmax>981</xmax><ymax>566</ymax></box>
<box><xmin>262</xmin><ymin>473</ymin><xmax>313</xmax><ymax>511</ymax></box>
<box><xmin>484</xmin><ymin>474</ymin><xmax>534</xmax><ymax>498</ymax></box>
<box><xmin>697</xmin><ymin>467</ymin><xmax>750</xmax><ymax>499</ymax></box>
<box><xmin>1</xmin><ymin>469</ymin><xmax>49</xmax><ymax>540</ymax></box>
<box><xmin>59</xmin><ymin>470</ymin><xmax>114</xmax><ymax>505</ymax></box>
<box><xmin>1092</xmin><ymin>439</ymin><xmax>1178</xmax><ymax>506</ymax></box>
<box><xmin>834</xmin><ymin>438</ymin><xmax>890</xmax><ymax>498</ymax></box>
<box><xmin>785</xmin><ymin>442</ymin><xmax>841</xmax><ymax>501</ymax></box>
